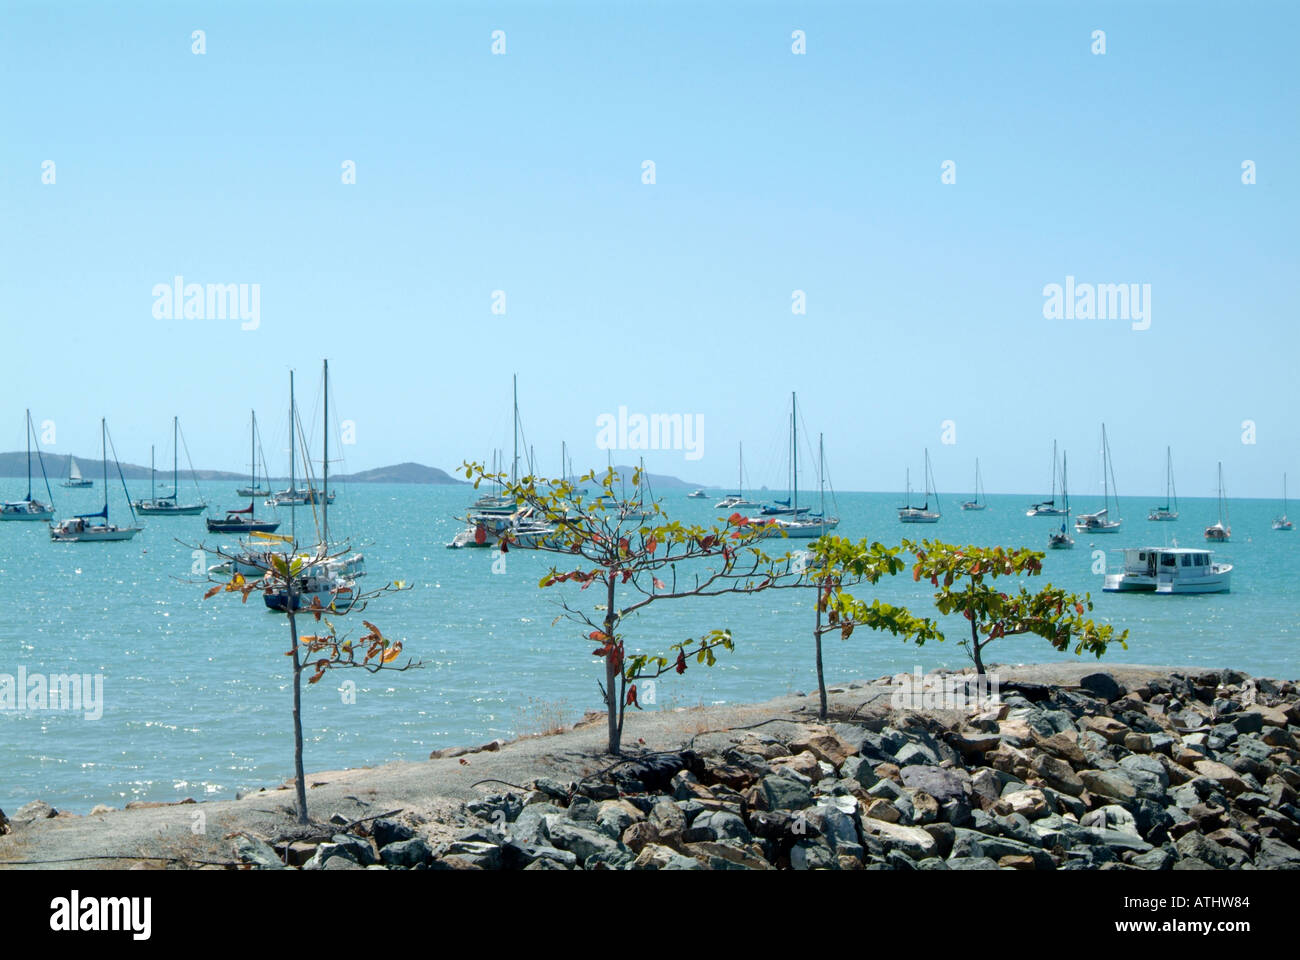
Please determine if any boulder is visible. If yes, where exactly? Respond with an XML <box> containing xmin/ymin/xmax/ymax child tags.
<box><xmin>9</xmin><ymin>800</ymin><xmax>57</xmax><ymax>829</ymax></box>
<box><xmin>232</xmin><ymin>835</ymin><xmax>284</xmax><ymax>870</ymax></box>
<box><xmin>899</xmin><ymin>765</ymin><xmax>968</xmax><ymax>804</ymax></box>
<box><xmin>1032</xmin><ymin>753</ymin><xmax>1084</xmax><ymax>796</ymax></box>
<box><xmin>1192</xmin><ymin>760</ymin><xmax>1249</xmax><ymax>796</ymax></box>
<box><xmin>1079</xmin><ymin>673</ymin><xmax>1124</xmax><ymax>703</ymax></box>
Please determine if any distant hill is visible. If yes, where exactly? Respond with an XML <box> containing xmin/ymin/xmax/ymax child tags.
<box><xmin>332</xmin><ymin>462</ymin><xmax>466</xmax><ymax>485</ymax></box>
<box><xmin>0</xmin><ymin>452</ymin><xmax>469</xmax><ymax>486</ymax></box>
<box><xmin>0</xmin><ymin>453</ymin><xmax>706</xmax><ymax>490</ymax></box>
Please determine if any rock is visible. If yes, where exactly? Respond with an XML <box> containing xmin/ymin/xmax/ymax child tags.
<box><xmin>1079</xmin><ymin>769</ymin><xmax>1138</xmax><ymax>805</ymax></box>
<box><xmin>947</xmin><ymin>856</ymin><xmax>1000</xmax><ymax>870</ymax></box>
<box><xmin>546</xmin><ymin>820</ymin><xmax>624</xmax><ymax>865</ymax></box>
<box><xmin>1255</xmin><ymin>837</ymin><xmax>1300</xmax><ymax>869</ymax></box>
<box><xmin>595</xmin><ymin>800</ymin><xmax>643</xmax><ymax>840</ymax></box>
<box><xmin>1192</xmin><ymin>760</ymin><xmax>1249</xmax><ymax>796</ymax></box>
<box><xmin>10</xmin><ymin>800</ymin><xmax>57</xmax><ymax>828</ymax></box>
<box><xmin>1034</xmin><ymin>731</ymin><xmax>1088</xmax><ymax>767</ymax></box>
<box><xmin>380</xmin><ymin>837</ymin><xmax>434</xmax><ymax>868</ymax></box>
<box><xmin>894</xmin><ymin>742</ymin><xmax>940</xmax><ymax>767</ymax></box>
<box><xmin>686</xmin><ymin>840</ymin><xmax>775</xmax><ymax>871</ymax></box>
<box><xmin>371</xmin><ymin>819</ymin><xmax>415</xmax><ymax>848</ymax></box>
<box><xmin>1032</xmin><ymin>754</ymin><xmax>1084</xmax><ymax>796</ymax></box>
<box><xmin>863</xmin><ymin>799</ymin><xmax>902</xmax><ymax>823</ymax></box>
<box><xmin>88</xmin><ymin>804</ymin><xmax>114</xmax><ymax>816</ymax></box>
<box><xmin>861</xmin><ymin>820</ymin><xmax>938</xmax><ymax>860</ymax></box>
<box><xmin>648</xmin><ymin>799</ymin><xmax>687</xmax><ymax>843</ymax></box>
<box><xmin>329</xmin><ymin>834</ymin><xmax>378</xmax><ymax>866</ymax></box>
<box><xmin>949</xmin><ymin>828</ymin><xmax>986</xmax><ymax>859</ymax></box>
<box><xmin>998</xmin><ymin>854</ymin><xmax>1037</xmax><ymax>870</ymax></box>
<box><xmin>899</xmin><ymin>765</ymin><xmax>968</xmax><ymax>804</ymax></box>
<box><xmin>1003</xmin><ymin>788</ymin><xmax>1049</xmax><ymax>820</ymax></box>
<box><xmin>769</xmin><ymin>751</ymin><xmax>822</xmax><ymax>782</ymax></box>
<box><xmin>1188</xmin><ymin>802</ymin><xmax>1229</xmax><ymax>832</ymax></box>
<box><xmin>1175</xmin><ymin>831</ymin><xmax>1234</xmax><ymax>870</ymax></box>
<box><xmin>840</xmin><ymin>755</ymin><xmax>879</xmax><ymax>789</ymax></box>
<box><xmin>759</xmin><ymin>774</ymin><xmax>813</xmax><ymax>811</ymax></box>
<box><xmin>910</xmin><ymin>791</ymin><xmax>941</xmax><ymax>824</ymax></box>
<box><xmin>790</xmin><ymin>730</ymin><xmax>857</xmax><ymax>768</ymax></box>
<box><xmin>947</xmin><ymin>732</ymin><xmax>1002</xmax><ymax>759</ymax></box>
<box><xmin>232</xmin><ymin>835</ymin><xmax>284</xmax><ymax>870</ymax></box>
<box><xmin>1081</xmin><ymin>716</ymin><xmax>1130</xmax><ymax>745</ymax></box>
<box><xmin>1123</xmin><ymin>733</ymin><xmax>1153</xmax><ymax>753</ymax></box>
<box><xmin>1131</xmin><ymin>847</ymin><xmax>1175</xmax><ymax>871</ymax></box>
<box><xmin>790</xmin><ymin>839</ymin><xmax>837</xmax><ymax>870</ymax></box>
<box><xmin>977</xmin><ymin>835</ymin><xmax>1054</xmax><ymax>870</ymax></box>
<box><xmin>1118</xmin><ymin>754</ymin><xmax>1169</xmax><ymax>800</ymax></box>
<box><xmin>1080</xmin><ymin>673</ymin><xmax>1124</xmax><ymax>703</ymax></box>
<box><xmin>632</xmin><ymin>844</ymin><xmax>699</xmax><ymax>870</ymax></box>
<box><xmin>443</xmin><ymin>840</ymin><xmax>502</xmax><ymax>870</ymax></box>
<box><xmin>686</xmin><ymin>810</ymin><xmax>751</xmax><ymax>844</ymax></box>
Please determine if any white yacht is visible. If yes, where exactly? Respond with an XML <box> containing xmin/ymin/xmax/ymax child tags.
<box><xmin>1204</xmin><ymin>461</ymin><xmax>1230</xmax><ymax>542</ymax></box>
<box><xmin>1075</xmin><ymin>423</ymin><xmax>1122</xmax><ymax>533</ymax></box>
<box><xmin>1103</xmin><ymin>547</ymin><xmax>1231</xmax><ymax>594</ymax></box>
<box><xmin>1027</xmin><ymin>441</ymin><xmax>1068</xmax><ymax>516</ymax></box>
<box><xmin>898</xmin><ymin>450</ymin><xmax>940</xmax><ymax>523</ymax></box>
<box><xmin>1273</xmin><ymin>474</ymin><xmax>1293</xmax><ymax>531</ymax></box>
<box><xmin>1047</xmin><ymin>452</ymin><xmax>1075</xmax><ymax>549</ymax></box>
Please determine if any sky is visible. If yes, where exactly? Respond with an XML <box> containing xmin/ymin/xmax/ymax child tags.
<box><xmin>2</xmin><ymin>1</ymin><xmax>1297</xmax><ymax>498</ymax></box>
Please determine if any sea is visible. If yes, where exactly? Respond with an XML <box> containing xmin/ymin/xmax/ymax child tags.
<box><xmin>1</xmin><ymin>481</ymin><xmax>1295</xmax><ymax>813</ymax></box>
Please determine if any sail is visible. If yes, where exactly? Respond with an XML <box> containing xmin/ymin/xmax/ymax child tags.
<box><xmin>69</xmin><ymin>458</ymin><xmax>83</xmax><ymax>480</ymax></box>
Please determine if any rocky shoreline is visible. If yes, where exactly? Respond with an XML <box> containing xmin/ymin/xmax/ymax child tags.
<box><xmin>3</xmin><ymin>663</ymin><xmax>1298</xmax><ymax>870</ymax></box>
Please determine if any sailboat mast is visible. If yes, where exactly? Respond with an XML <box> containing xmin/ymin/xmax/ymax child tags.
<box><xmin>101</xmin><ymin>418</ymin><xmax>108</xmax><ymax>515</ymax></box>
<box><xmin>323</xmin><ymin>359</ymin><xmax>329</xmax><ymax>546</ymax></box>
<box><xmin>1051</xmin><ymin>441</ymin><xmax>1057</xmax><ymax>503</ymax></box>
<box><xmin>24</xmin><ymin>408</ymin><xmax>31</xmax><ymax>500</ymax></box>
<box><xmin>150</xmin><ymin>445</ymin><xmax>155</xmax><ymax>501</ymax></box>
<box><xmin>289</xmin><ymin>370</ymin><xmax>296</xmax><ymax>542</ymax></box>
<box><xmin>172</xmin><ymin>416</ymin><xmax>179</xmax><ymax>498</ymax></box>
<box><xmin>511</xmin><ymin>374</ymin><xmax>519</xmax><ymax>485</ymax></box>
<box><xmin>791</xmin><ymin>393</ymin><xmax>798</xmax><ymax>513</ymax></box>
<box><xmin>819</xmin><ymin>432</ymin><xmax>825</xmax><ymax>519</ymax></box>
<box><xmin>249</xmin><ymin>410</ymin><xmax>256</xmax><ymax>510</ymax></box>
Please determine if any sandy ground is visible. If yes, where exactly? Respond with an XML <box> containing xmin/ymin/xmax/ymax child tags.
<box><xmin>0</xmin><ymin>661</ymin><xmax>1230</xmax><ymax>869</ymax></box>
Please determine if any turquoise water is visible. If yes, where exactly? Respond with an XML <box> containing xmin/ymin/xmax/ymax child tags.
<box><xmin>1</xmin><ymin>480</ymin><xmax>1295</xmax><ymax>813</ymax></box>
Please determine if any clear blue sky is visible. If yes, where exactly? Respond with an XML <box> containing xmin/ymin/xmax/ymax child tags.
<box><xmin>2</xmin><ymin>1</ymin><xmax>1296</xmax><ymax>498</ymax></box>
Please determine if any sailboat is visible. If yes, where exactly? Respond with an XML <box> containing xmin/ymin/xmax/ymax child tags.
<box><xmin>1048</xmin><ymin>452</ymin><xmax>1074</xmax><ymax>549</ymax></box>
<box><xmin>62</xmin><ymin>456</ymin><xmax>93</xmax><ymax>488</ymax></box>
<box><xmin>960</xmin><ymin>459</ymin><xmax>987</xmax><ymax>511</ymax></box>
<box><xmin>1</xmin><ymin>409</ymin><xmax>56</xmax><ymax>521</ymax></box>
<box><xmin>1273</xmin><ymin>475</ymin><xmax>1293</xmax><ymax>531</ymax></box>
<box><xmin>1204</xmin><ymin>462</ymin><xmax>1231</xmax><ymax>542</ymax></box>
<box><xmin>715</xmin><ymin>443</ymin><xmax>761</xmax><ymax>511</ymax></box>
<box><xmin>235</xmin><ymin>416</ymin><xmax>272</xmax><ymax>497</ymax></box>
<box><xmin>898</xmin><ymin>449</ymin><xmax>941</xmax><ymax>523</ymax></box>
<box><xmin>1027</xmin><ymin>442</ymin><xmax>1068</xmax><ymax>516</ymax></box>
<box><xmin>265</xmin><ymin>360</ymin><xmax>363</xmax><ymax>611</ymax></box>
<box><xmin>617</xmin><ymin>456</ymin><xmax>660</xmax><ymax>521</ymax></box>
<box><xmin>768</xmin><ymin>402</ymin><xmax>839</xmax><ymax>538</ymax></box>
<box><xmin>49</xmin><ymin>419</ymin><xmax>142</xmax><ymax>541</ymax></box>
<box><xmin>1075</xmin><ymin>424</ymin><xmax>1122</xmax><ymax>534</ymax></box>
<box><xmin>266</xmin><ymin>379</ymin><xmax>335</xmax><ymax>508</ymax></box>
<box><xmin>1148</xmin><ymin>447</ymin><xmax>1179</xmax><ymax>521</ymax></box>
<box><xmin>207</xmin><ymin>411</ymin><xmax>282</xmax><ymax>534</ymax></box>
<box><xmin>133</xmin><ymin>417</ymin><xmax>206</xmax><ymax>515</ymax></box>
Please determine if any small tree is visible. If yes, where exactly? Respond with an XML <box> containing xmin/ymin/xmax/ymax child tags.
<box><xmin>462</xmin><ymin>462</ymin><xmax>798</xmax><ymax>755</ymax></box>
<box><xmin>794</xmin><ymin>538</ymin><xmax>944</xmax><ymax>720</ymax></box>
<box><xmin>195</xmin><ymin>541</ymin><xmax>419</xmax><ymax>823</ymax></box>
<box><xmin>900</xmin><ymin>539</ymin><xmax>1127</xmax><ymax>676</ymax></box>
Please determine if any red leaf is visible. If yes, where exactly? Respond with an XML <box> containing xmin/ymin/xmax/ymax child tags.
<box><xmin>675</xmin><ymin>651</ymin><xmax>687</xmax><ymax>675</ymax></box>
<box><xmin>646</xmin><ymin>536</ymin><xmax>658</xmax><ymax>554</ymax></box>
<box><xmin>625</xmin><ymin>684</ymin><xmax>638</xmax><ymax>707</ymax></box>
<box><xmin>653</xmin><ymin>577</ymin><xmax>666</xmax><ymax>590</ymax></box>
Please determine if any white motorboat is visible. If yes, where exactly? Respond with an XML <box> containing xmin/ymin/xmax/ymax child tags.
<box><xmin>1103</xmin><ymin>547</ymin><xmax>1231</xmax><ymax>594</ymax></box>
<box><xmin>1204</xmin><ymin>462</ymin><xmax>1230</xmax><ymax>542</ymax></box>
<box><xmin>1075</xmin><ymin>424</ymin><xmax>1122</xmax><ymax>533</ymax></box>
<box><xmin>687</xmin><ymin>489</ymin><xmax>708</xmax><ymax>499</ymax></box>
<box><xmin>1</xmin><ymin>409</ymin><xmax>55</xmax><ymax>521</ymax></box>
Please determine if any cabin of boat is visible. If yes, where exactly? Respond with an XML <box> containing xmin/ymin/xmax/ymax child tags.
<box><xmin>1103</xmin><ymin>547</ymin><xmax>1231</xmax><ymax>594</ymax></box>
<box><xmin>1075</xmin><ymin>508</ymin><xmax>1121</xmax><ymax>533</ymax></box>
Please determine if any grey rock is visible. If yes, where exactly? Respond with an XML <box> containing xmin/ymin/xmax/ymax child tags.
<box><xmin>899</xmin><ymin>765</ymin><xmax>968</xmax><ymax>804</ymax></box>
<box><xmin>1175</xmin><ymin>831</ymin><xmax>1234</xmax><ymax>870</ymax></box>
<box><xmin>546</xmin><ymin>820</ymin><xmax>624</xmax><ymax>865</ymax></box>
<box><xmin>760</xmin><ymin>773</ymin><xmax>813</xmax><ymax>811</ymax></box>
<box><xmin>379</xmin><ymin>837</ymin><xmax>433</xmax><ymax>868</ymax></box>
<box><xmin>1130</xmin><ymin>846</ymin><xmax>1175</xmax><ymax>871</ymax></box>
<box><xmin>947</xmin><ymin>856</ymin><xmax>1000</xmax><ymax>870</ymax></box>
<box><xmin>330</xmin><ymin>834</ymin><xmax>378</xmax><ymax>866</ymax></box>
<box><xmin>371</xmin><ymin>819</ymin><xmax>415</xmax><ymax>848</ymax></box>
<box><xmin>1080</xmin><ymin>673</ymin><xmax>1124</xmax><ymax>702</ymax></box>
<box><xmin>232</xmin><ymin>835</ymin><xmax>284</xmax><ymax>870</ymax></box>
<box><xmin>790</xmin><ymin>839</ymin><xmax>837</xmax><ymax>870</ymax></box>
<box><xmin>10</xmin><ymin>800</ymin><xmax>57</xmax><ymax>829</ymax></box>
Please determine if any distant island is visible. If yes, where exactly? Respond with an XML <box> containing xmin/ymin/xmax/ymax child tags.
<box><xmin>0</xmin><ymin>453</ymin><xmax>709</xmax><ymax>490</ymax></box>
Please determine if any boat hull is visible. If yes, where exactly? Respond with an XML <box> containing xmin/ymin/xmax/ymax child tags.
<box><xmin>135</xmin><ymin>502</ymin><xmax>206</xmax><ymax>516</ymax></box>
<box><xmin>0</xmin><ymin>503</ymin><xmax>54</xmax><ymax>521</ymax></box>
<box><xmin>50</xmin><ymin>524</ymin><xmax>142</xmax><ymax>542</ymax></box>
<box><xmin>61</xmin><ymin>481</ymin><xmax>93</xmax><ymax>488</ymax></box>
<box><xmin>206</xmin><ymin>518</ymin><xmax>282</xmax><ymax>534</ymax></box>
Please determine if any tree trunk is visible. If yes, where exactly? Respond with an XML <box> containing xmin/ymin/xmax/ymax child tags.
<box><xmin>970</xmin><ymin>609</ymin><xmax>985</xmax><ymax>677</ymax></box>
<box><xmin>815</xmin><ymin>581</ymin><xmax>827</xmax><ymax>721</ymax></box>
<box><xmin>604</xmin><ymin>575</ymin><xmax>621</xmax><ymax>755</ymax></box>
<box><xmin>287</xmin><ymin>582</ymin><xmax>308</xmax><ymax>823</ymax></box>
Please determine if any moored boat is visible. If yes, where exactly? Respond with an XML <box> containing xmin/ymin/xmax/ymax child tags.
<box><xmin>1103</xmin><ymin>547</ymin><xmax>1231</xmax><ymax>594</ymax></box>
<box><xmin>898</xmin><ymin>449</ymin><xmax>940</xmax><ymax>523</ymax></box>
<box><xmin>1272</xmin><ymin>474</ymin><xmax>1292</xmax><ymax>531</ymax></box>
<box><xmin>49</xmin><ymin>419</ymin><xmax>142</xmax><ymax>542</ymax></box>
<box><xmin>1075</xmin><ymin>424</ymin><xmax>1122</xmax><ymax>534</ymax></box>
<box><xmin>1204</xmin><ymin>462</ymin><xmax>1231</xmax><ymax>542</ymax></box>
<box><xmin>1</xmin><ymin>409</ymin><xmax>55</xmax><ymax>522</ymax></box>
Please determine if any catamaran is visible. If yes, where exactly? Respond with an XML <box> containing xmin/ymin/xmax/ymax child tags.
<box><xmin>1273</xmin><ymin>474</ymin><xmax>1293</xmax><ymax>531</ymax></box>
<box><xmin>1027</xmin><ymin>441</ymin><xmax>1067</xmax><ymax>516</ymax></box>
<box><xmin>207</xmin><ymin>410</ymin><xmax>282</xmax><ymax>534</ymax></box>
<box><xmin>687</xmin><ymin>489</ymin><xmax>708</xmax><ymax>499</ymax></box>
<box><xmin>2</xmin><ymin>409</ymin><xmax>56</xmax><ymax>521</ymax></box>
<box><xmin>62</xmin><ymin>456</ymin><xmax>93</xmax><ymax>488</ymax></box>
<box><xmin>1148</xmin><ymin>447</ymin><xmax>1179</xmax><ymax>521</ymax></box>
<box><xmin>1048</xmin><ymin>452</ymin><xmax>1075</xmax><ymax>549</ymax></box>
<box><xmin>961</xmin><ymin>458</ymin><xmax>987</xmax><ymax>511</ymax></box>
<box><xmin>1075</xmin><ymin>424</ymin><xmax>1122</xmax><ymax>534</ymax></box>
<box><xmin>133</xmin><ymin>417</ymin><xmax>206</xmax><ymax>515</ymax></box>
<box><xmin>898</xmin><ymin>449</ymin><xmax>941</xmax><ymax>523</ymax></box>
<box><xmin>49</xmin><ymin>419</ymin><xmax>142</xmax><ymax>541</ymax></box>
<box><xmin>1204</xmin><ymin>462</ymin><xmax>1231</xmax><ymax>542</ymax></box>
<box><xmin>1103</xmin><ymin>547</ymin><xmax>1231</xmax><ymax>594</ymax></box>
